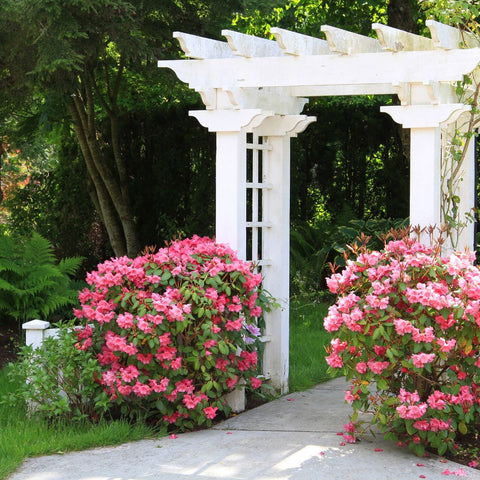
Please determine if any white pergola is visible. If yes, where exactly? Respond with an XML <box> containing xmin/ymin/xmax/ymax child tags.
<box><xmin>158</xmin><ymin>21</ymin><xmax>480</xmax><ymax>401</ymax></box>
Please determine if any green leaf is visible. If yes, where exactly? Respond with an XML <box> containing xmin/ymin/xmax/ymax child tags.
<box><xmin>458</xmin><ymin>422</ymin><xmax>468</xmax><ymax>435</ymax></box>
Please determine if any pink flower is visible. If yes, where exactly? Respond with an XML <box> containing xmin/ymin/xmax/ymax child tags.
<box><xmin>427</xmin><ymin>390</ymin><xmax>447</xmax><ymax>410</ymax></box>
<box><xmin>326</xmin><ymin>353</ymin><xmax>343</xmax><ymax>368</ymax></box>
<box><xmin>120</xmin><ymin>365</ymin><xmax>140</xmax><ymax>383</ymax></box>
<box><xmin>394</xmin><ymin>319</ymin><xmax>414</xmax><ymax>336</ymax></box>
<box><xmin>411</xmin><ymin>352</ymin><xmax>436</xmax><ymax>369</ymax></box>
<box><xmin>396</xmin><ymin>403</ymin><xmax>427</xmax><ymax>420</ymax></box>
<box><xmin>355</xmin><ymin>362</ymin><xmax>368</xmax><ymax>374</ymax></box>
<box><xmin>413</xmin><ymin>420</ymin><xmax>430</xmax><ymax>431</ymax></box>
<box><xmin>175</xmin><ymin>379</ymin><xmax>194</xmax><ymax>394</ymax></box>
<box><xmin>367</xmin><ymin>360</ymin><xmax>390</xmax><ymax>374</ymax></box>
<box><xmin>149</xmin><ymin>378</ymin><xmax>169</xmax><ymax>393</ymax></box>
<box><xmin>226</xmin><ymin>375</ymin><xmax>238</xmax><ymax>389</ymax></box>
<box><xmin>251</xmin><ymin>377</ymin><xmax>262</xmax><ymax>389</ymax></box>
<box><xmin>342</xmin><ymin>434</ymin><xmax>356</xmax><ymax>443</ymax></box>
<box><xmin>183</xmin><ymin>394</ymin><xmax>203</xmax><ymax>409</ymax></box>
<box><xmin>203</xmin><ymin>406</ymin><xmax>218</xmax><ymax>419</ymax></box>
<box><xmin>225</xmin><ymin>318</ymin><xmax>243</xmax><ymax>331</ymax></box>
<box><xmin>132</xmin><ymin>381</ymin><xmax>151</xmax><ymax>397</ymax></box>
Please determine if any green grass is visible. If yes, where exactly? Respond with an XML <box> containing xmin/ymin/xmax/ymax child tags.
<box><xmin>289</xmin><ymin>296</ymin><xmax>337</xmax><ymax>392</ymax></box>
<box><xmin>0</xmin><ymin>367</ymin><xmax>156</xmax><ymax>480</ymax></box>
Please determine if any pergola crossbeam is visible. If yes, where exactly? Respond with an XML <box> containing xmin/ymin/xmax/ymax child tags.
<box><xmin>173</xmin><ymin>31</ymin><xmax>233</xmax><ymax>59</ymax></box>
<box><xmin>426</xmin><ymin>19</ymin><xmax>480</xmax><ymax>50</ymax></box>
<box><xmin>321</xmin><ymin>25</ymin><xmax>383</xmax><ymax>54</ymax></box>
<box><xmin>373</xmin><ymin>23</ymin><xmax>435</xmax><ymax>52</ymax></box>
<box><xmin>221</xmin><ymin>29</ymin><xmax>284</xmax><ymax>57</ymax></box>
<box><xmin>159</xmin><ymin>49</ymin><xmax>480</xmax><ymax>93</ymax></box>
<box><xmin>270</xmin><ymin>27</ymin><xmax>332</xmax><ymax>56</ymax></box>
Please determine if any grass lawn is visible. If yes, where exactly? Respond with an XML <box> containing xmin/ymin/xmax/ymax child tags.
<box><xmin>0</xmin><ymin>367</ymin><xmax>156</xmax><ymax>480</ymax></box>
<box><xmin>289</xmin><ymin>296</ymin><xmax>337</xmax><ymax>392</ymax></box>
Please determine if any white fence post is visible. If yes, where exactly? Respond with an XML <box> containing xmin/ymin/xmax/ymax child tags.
<box><xmin>22</xmin><ymin>320</ymin><xmax>51</xmax><ymax>349</ymax></box>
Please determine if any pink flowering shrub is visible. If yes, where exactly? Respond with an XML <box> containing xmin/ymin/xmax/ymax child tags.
<box><xmin>74</xmin><ymin>236</ymin><xmax>265</xmax><ymax>430</ymax></box>
<box><xmin>324</xmin><ymin>237</ymin><xmax>480</xmax><ymax>456</ymax></box>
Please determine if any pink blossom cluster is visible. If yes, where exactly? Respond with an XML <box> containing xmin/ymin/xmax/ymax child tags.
<box><xmin>324</xmin><ymin>237</ymin><xmax>480</xmax><ymax>456</ymax></box>
<box><xmin>74</xmin><ymin>236</ymin><xmax>265</xmax><ymax>430</ymax></box>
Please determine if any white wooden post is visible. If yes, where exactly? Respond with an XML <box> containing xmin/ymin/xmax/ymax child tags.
<box><xmin>255</xmin><ymin>116</ymin><xmax>315</xmax><ymax>394</ymax></box>
<box><xmin>381</xmin><ymin>104</ymin><xmax>470</xmax><ymax>246</ymax></box>
<box><xmin>22</xmin><ymin>320</ymin><xmax>51</xmax><ymax>349</ymax></box>
<box><xmin>190</xmin><ymin>109</ymin><xmax>273</xmax><ymax>411</ymax></box>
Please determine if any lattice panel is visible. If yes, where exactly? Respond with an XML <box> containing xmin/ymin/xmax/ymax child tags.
<box><xmin>245</xmin><ymin>132</ymin><xmax>272</xmax><ymax>269</ymax></box>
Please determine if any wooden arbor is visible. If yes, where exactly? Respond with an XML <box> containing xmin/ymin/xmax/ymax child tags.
<box><xmin>158</xmin><ymin>21</ymin><xmax>480</xmax><ymax>397</ymax></box>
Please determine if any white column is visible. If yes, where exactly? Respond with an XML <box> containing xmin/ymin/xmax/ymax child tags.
<box><xmin>409</xmin><ymin>127</ymin><xmax>441</xmax><ymax>229</ymax></box>
<box><xmin>190</xmin><ymin>109</ymin><xmax>273</xmax><ymax>412</ymax></box>
<box><xmin>261</xmin><ymin>134</ymin><xmax>290</xmax><ymax>393</ymax></box>
<box><xmin>215</xmin><ymin>132</ymin><xmax>247</xmax><ymax>257</ymax></box>
<box><xmin>457</xmin><ymin>137</ymin><xmax>476</xmax><ymax>251</ymax></box>
<box><xmin>381</xmin><ymin>104</ymin><xmax>470</xmax><ymax>247</ymax></box>
<box><xmin>255</xmin><ymin>116</ymin><xmax>315</xmax><ymax>394</ymax></box>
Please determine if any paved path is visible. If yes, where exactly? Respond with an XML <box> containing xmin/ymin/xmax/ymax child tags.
<box><xmin>8</xmin><ymin>377</ymin><xmax>480</xmax><ymax>480</ymax></box>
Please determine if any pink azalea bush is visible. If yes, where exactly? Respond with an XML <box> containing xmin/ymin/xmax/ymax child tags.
<box><xmin>74</xmin><ymin>236</ymin><xmax>265</xmax><ymax>430</ymax></box>
<box><xmin>324</xmin><ymin>237</ymin><xmax>480</xmax><ymax>456</ymax></box>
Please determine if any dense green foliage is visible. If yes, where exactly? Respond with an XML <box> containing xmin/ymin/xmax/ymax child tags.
<box><xmin>290</xmin><ymin>216</ymin><xmax>408</xmax><ymax>296</ymax></box>
<box><xmin>0</xmin><ymin>232</ymin><xmax>82</xmax><ymax>324</ymax></box>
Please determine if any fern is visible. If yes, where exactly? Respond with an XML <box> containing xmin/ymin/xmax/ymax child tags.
<box><xmin>0</xmin><ymin>232</ymin><xmax>84</xmax><ymax>325</ymax></box>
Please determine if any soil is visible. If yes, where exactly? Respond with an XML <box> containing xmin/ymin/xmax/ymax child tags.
<box><xmin>0</xmin><ymin>318</ymin><xmax>20</xmax><ymax>369</ymax></box>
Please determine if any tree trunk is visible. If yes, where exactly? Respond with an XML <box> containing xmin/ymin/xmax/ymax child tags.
<box><xmin>387</xmin><ymin>0</ymin><xmax>418</xmax><ymax>33</ymax></box>
<box><xmin>67</xmin><ymin>99</ymin><xmax>128</xmax><ymax>256</ymax></box>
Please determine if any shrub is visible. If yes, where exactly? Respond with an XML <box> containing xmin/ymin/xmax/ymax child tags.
<box><xmin>4</xmin><ymin>321</ymin><xmax>106</xmax><ymax>421</ymax></box>
<box><xmin>324</xmin><ymin>236</ymin><xmax>480</xmax><ymax>456</ymax></box>
<box><xmin>74</xmin><ymin>236</ymin><xmax>266</xmax><ymax>430</ymax></box>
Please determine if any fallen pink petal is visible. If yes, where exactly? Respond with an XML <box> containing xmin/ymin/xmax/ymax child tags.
<box><xmin>336</xmin><ymin>432</ymin><xmax>343</xmax><ymax>436</ymax></box>
<box><xmin>419</xmin><ymin>476</ymin><xmax>426</xmax><ymax>479</ymax></box>
<box><xmin>318</xmin><ymin>452</ymin><xmax>325</xmax><ymax>456</ymax></box>
<box><xmin>417</xmin><ymin>463</ymin><xmax>425</xmax><ymax>467</ymax></box>
<box><xmin>374</xmin><ymin>448</ymin><xmax>383</xmax><ymax>452</ymax></box>
<box><xmin>453</xmin><ymin>469</ymin><xmax>466</xmax><ymax>477</ymax></box>
<box><xmin>339</xmin><ymin>442</ymin><xmax>346</xmax><ymax>446</ymax></box>
<box><xmin>442</xmin><ymin>469</ymin><xmax>451</xmax><ymax>475</ymax></box>
<box><xmin>169</xmin><ymin>434</ymin><xmax>178</xmax><ymax>439</ymax></box>
<box><xmin>287</xmin><ymin>398</ymin><xmax>295</xmax><ymax>402</ymax></box>
<box><xmin>226</xmin><ymin>432</ymin><xmax>233</xmax><ymax>435</ymax></box>
<box><xmin>469</xmin><ymin>461</ymin><xmax>477</xmax><ymax>468</ymax></box>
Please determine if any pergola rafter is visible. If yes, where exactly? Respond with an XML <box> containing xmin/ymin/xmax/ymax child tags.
<box><xmin>158</xmin><ymin>21</ymin><xmax>480</xmax><ymax>403</ymax></box>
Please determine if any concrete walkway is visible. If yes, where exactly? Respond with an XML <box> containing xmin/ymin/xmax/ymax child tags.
<box><xmin>9</xmin><ymin>377</ymin><xmax>480</xmax><ymax>480</ymax></box>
